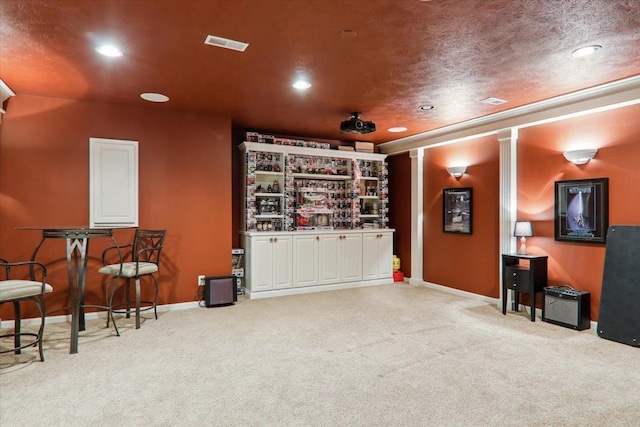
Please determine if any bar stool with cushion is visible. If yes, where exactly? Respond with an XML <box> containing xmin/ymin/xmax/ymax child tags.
<box><xmin>0</xmin><ymin>259</ymin><xmax>53</xmax><ymax>362</ymax></box>
<box><xmin>98</xmin><ymin>229</ymin><xmax>166</xmax><ymax>329</ymax></box>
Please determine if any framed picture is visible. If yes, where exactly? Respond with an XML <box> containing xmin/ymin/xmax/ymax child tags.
<box><xmin>443</xmin><ymin>187</ymin><xmax>472</xmax><ymax>234</ymax></box>
<box><xmin>554</xmin><ymin>178</ymin><xmax>608</xmax><ymax>243</ymax></box>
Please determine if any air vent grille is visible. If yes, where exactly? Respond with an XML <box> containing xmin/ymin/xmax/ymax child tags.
<box><xmin>204</xmin><ymin>35</ymin><xmax>249</xmax><ymax>52</ymax></box>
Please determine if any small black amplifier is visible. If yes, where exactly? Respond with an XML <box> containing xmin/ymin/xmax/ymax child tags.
<box><xmin>542</xmin><ymin>287</ymin><xmax>590</xmax><ymax>331</ymax></box>
<box><xmin>204</xmin><ymin>275</ymin><xmax>238</xmax><ymax>307</ymax></box>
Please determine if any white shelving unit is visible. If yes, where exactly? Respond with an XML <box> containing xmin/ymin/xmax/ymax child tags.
<box><xmin>239</xmin><ymin>139</ymin><xmax>394</xmax><ymax>299</ymax></box>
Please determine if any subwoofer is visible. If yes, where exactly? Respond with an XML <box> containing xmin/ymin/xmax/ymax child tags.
<box><xmin>542</xmin><ymin>287</ymin><xmax>590</xmax><ymax>331</ymax></box>
<box><xmin>203</xmin><ymin>275</ymin><xmax>238</xmax><ymax>307</ymax></box>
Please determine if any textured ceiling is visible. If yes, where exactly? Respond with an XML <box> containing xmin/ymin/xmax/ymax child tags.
<box><xmin>1</xmin><ymin>0</ymin><xmax>640</xmax><ymax>144</ymax></box>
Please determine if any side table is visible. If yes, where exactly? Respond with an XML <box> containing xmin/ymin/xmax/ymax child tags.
<box><xmin>502</xmin><ymin>254</ymin><xmax>548</xmax><ymax>322</ymax></box>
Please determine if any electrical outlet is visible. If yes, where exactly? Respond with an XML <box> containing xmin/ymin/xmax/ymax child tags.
<box><xmin>197</xmin><ymin>275</ymin><xmax>205</xmax><ymax>287</ymax></box>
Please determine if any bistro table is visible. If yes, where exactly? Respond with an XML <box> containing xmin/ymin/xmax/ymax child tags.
<box><xmin>20</xmin><ymin>227</ymin><xmax>121</xmax><ymax>354</ymax></box>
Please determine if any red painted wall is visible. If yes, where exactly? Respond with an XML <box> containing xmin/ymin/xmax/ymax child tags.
<box><xmin>517</xmin><ymin>103</ymin><xmax>640</xmax><ymax>319</ymax></box>
<box><xmin>388</xmin><ymin>104</ymin><xmax>640</xmax><ymax>320</ymax></box>
<box><xmin>388</xmin><ymin>152</ymin><xmax>412</xmax><ymax>277</ymax></box>
<box><xmin>423</xmin><ymin>135</ymin><xmax>500</xmax><ymax>297</ymax></box>
<box><xmin>0</xmin><ymin>94</ymin><xmax>232</xmax><ymax>319</ymax></box>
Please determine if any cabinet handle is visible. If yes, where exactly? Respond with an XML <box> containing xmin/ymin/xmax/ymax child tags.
<box><xmin>512</xmin><ymin>272</ymin><xmax>516</xmax><ymax>276</ymax></box>
<box><xmin>274</xmin><ymin>237</ymin><xmax>278</xmax><ymax>242</ymax></box>
<box><xmin>269</xmin><ymin>238</ymin><xmax>273</xmax><ymax>243</ymax></box>
<box><xmin>316</xmin><ymin>236</ymin><xmax>319</xmax><ymax>240</ymax></box>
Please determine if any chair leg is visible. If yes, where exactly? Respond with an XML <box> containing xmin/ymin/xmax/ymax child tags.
<box><xmin>105</xmin><ymin>277</ymin><xmax>120</xmax><ymax>336</ymax></box>
<box><xmin>125</xmin><ymin>278</ymin><xmax>132</xmax><ymax>319</ymax></box>
<box><xmin>36</xmin><ymin>294</ymin><xmax>46</xmax><ymax>362</ymax></box>
<box><xmin>13</xmin><ymin>300</ymin><xmax>21</xmax><ymax>355</ymax></box>
<box><xmin>152</xmin><ymin>276</ymin><xmax>159</xmax><ymax>320</ymax></box>
<box><xmin>135</xmin><ymin>278</ymin><xmax>141</xmax><ymax>329</ymax></box>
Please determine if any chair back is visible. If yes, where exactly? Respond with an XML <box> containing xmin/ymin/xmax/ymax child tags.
<box><xmin>132</xmin><ymin>229</ymin><xmax>166</xmax><ymax>268</ymax></box>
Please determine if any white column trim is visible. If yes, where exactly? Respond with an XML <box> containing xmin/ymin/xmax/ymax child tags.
<box><xmin>409</xmin><ymin>148</ymin><xmax>424</xmax><ymax>285</ymax></box>
<box><xmin>497</xmin><ymin>128</ymin><xmax>518</xmax><ymax>309</ymax></box>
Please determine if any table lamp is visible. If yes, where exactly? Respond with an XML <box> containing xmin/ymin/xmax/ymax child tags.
<box><xmin>514</xmin><ymin>221</ymin><xmax>533</xmax><ymax>255</ymax></box>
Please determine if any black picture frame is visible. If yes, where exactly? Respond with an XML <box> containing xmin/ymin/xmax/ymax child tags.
<box><xmin>443</xmin><ymin>187</ymin><xmax>472</xmax><ymax>235</ymax></box>
<box><xmin>554</xmin><ymin>178</ymin><xmax>608</xmax><ymax>244</ymax></box>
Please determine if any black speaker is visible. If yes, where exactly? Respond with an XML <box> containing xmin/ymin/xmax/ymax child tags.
<box><xmin>598</xmin><ymin>225</ymin><xmax>640</xmax><ymax>347</ymax></box>
<box><xmin>542</xmin><ymin>287</ymin><xmax>590</xmax><ymax>331</ymax></box>
<box><xmin>204</xmin><ymin>275</ymin><xmax>238</xmax><ymax>307</ymax></box>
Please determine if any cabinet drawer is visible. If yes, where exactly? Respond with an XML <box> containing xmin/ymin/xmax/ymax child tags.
<box><xmin>504</xmin><ymin>266</ymin><xmax>530</xmax><ymax>291</ymax></box>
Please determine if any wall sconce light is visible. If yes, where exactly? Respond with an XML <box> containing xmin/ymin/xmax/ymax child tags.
<box><xmin>446</xmin><ymin>166</ymin><xmax>467</xmax><ymax>178</ymax></box>
<box><xmin>563</xmin><ymin>148</ymin><xmax>598</xmax><ymax>165</ymax></box>
<box><xmin>514</xmin><ymin>221</ymin><xmax>533</xmax><ymax>255</ymax></box>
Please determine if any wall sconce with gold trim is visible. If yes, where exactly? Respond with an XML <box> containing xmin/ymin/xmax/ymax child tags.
<box><xmin>563</xmin><ymin>148</ymin><xmax>597</xmax><ymax>165</ymax></box>
<box><xmin>446</xmin><ymin>166</ymin><xmax>467</xmax><ymax>178</ymax></box>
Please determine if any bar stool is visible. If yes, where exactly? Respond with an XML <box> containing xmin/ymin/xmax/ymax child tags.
<box><xmin>0</xmin><ymin>259</ymin><xmax>53</xmax><ymax>362</ymax></box>
<box><xmin>98</xmin><ymin>229</ymin><xmax>166</xmax><ymax>329</ymax></box>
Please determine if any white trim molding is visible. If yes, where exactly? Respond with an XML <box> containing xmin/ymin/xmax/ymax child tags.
<box><xmin>379</xmin><ymin>75</ymin><xmax>640</xmax><ymax>155</ymax></box>
<box><xmin>409</xmin><ymin>148</ymin><xmax>424</xmax><ymax>285</ymax></box>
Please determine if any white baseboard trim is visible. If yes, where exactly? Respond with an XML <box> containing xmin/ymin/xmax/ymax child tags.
<box><xmin>416</xmin><ymin>280</ymin><xmax>501</xmax><ymax>306</ymax></box>
<box><xmin>243</xmin><ymin>278</ymin><xmax>393</xmax><ymax>300</ymax></box>
<box><xmin>0</xmin><ymin>300</ymin><xmax>202</xmax><ymax>329</ymax></box>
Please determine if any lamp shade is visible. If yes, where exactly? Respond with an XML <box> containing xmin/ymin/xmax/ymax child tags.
<box><xmin>514</xmin><ymin>221</ymin><xmax>533</xmax><ymax>237</ymax></box>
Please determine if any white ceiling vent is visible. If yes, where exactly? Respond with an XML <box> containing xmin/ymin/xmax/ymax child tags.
<box><xmin>204</xmin><ymin>35</ymin><xmax>249</xmax><ymax>52</ymax></box>
<box><xmin>480</xmin><ymin>97</ymin><xmax>507</xmax><ymax>105</ymax></box>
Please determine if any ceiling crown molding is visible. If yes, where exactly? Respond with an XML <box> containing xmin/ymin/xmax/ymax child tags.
<box><xmin>379</xmin><ymin>75</ymin><xmax>640</xmax><ymax>155</ymax></box>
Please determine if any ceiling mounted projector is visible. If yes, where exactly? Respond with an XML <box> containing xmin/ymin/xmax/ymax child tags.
<box><xmin>340</xmin><ymin>112</ymin><xmax>376</xmax><ymax>134</ymax></box>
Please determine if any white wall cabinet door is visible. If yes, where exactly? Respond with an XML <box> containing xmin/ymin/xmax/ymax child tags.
<box><xmin>247</xmin><ymin>236</ymin><xmax>274</xmax><ymax>292</ymax></box>
<box><xmin>377</xmin><ymin>232</ymin><xmax>394</xmax><ymax>279</ymax></box>
<box><xmin>363</xmin><ymin>232</ymin><xmax>394</xmax><ymax>280</ymax></box>
<box><xmin>272</xmin><ymin>236</ymin><xmax>292</xmax><ymax>289</ymax></box>
<box><xmin>318</xmin><ymin>234</ymin><xmax>342</xmax><ymax>285</ymax></box>
<box><xmin>341</xmin><ymin>234</ymin><xmax>363</xmax><ymax>282</ymax></box>
<box><xmin>89</xmin><ymin>138</ymin><xmax>138</xmax><ymax>228</ymax></box>
<box><xmin>293</xmin><ymin>235</ymin><xmax>318</xmax><ymax>287</ymax></box>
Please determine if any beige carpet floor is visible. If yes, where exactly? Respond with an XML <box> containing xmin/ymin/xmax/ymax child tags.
<box><xmin>1</xmin><ymin>283</ymin><xmax>638</xmax><ymax>426</ymax></box>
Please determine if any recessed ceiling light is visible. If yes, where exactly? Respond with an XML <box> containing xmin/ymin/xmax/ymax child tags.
<box><xmin>388</xmin><ymin>127</ymin><xmax>408</xmax><ymax>133</ymax></box>
<box><xmin>339</xmin><ymin>30</ymin><xmax>357</xmax><ymax>39</ymax></box>
<box><xmin>419</xmin><ymin>105</ymin><xmax>435</xmax><ymax>111</ymax></box>
<box><xmin>95</xmin><ymin>45</ymin><xmax>123</xmax><ymax>57</ymax></box>
<box><xmin>140</xmin><ymin>93</ymin><xmax>169</xmax><ymax>103</ymax></box>
<box><xmin>292</xmin><ymin>80</ymin><xmax>312</xmax><ymax>90</ymax></box>
<box><xmin>571</xmin><ymin>45</ymin><xmax>602</xmax><ymax>57</ymax></box>
<box><xmin>480</xmin><ymin>97</ymin><xmax>507</xmax><ymax>105</ymax></box>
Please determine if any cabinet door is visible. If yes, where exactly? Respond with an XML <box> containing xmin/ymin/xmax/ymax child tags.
<box><xmin>362</xmin><ymin>233</ymin><xmax>380</xmax><ymax>280</ymax></box>
<box><xmin>377</xmin><ymin>232</ymin><xmax>394</xmax><ymax>279</ymax></box>
<box><xmin>248</xmin><ymin>236</ymin><xmax>273</xmax><ymax>291</ymax></box>
<box><xmin>272</xmin><ymin>236</ymin><xmax>292</xmax><ymax>289</ymax></box>
<box><xmin>318</xmin><ymin>234</ymin><xmax>341</xmax><ymax>285</ymax></box>
<box><xmin>341</xmin><ymin>234</ymin><xmax>363</xmax><ymax>282</ymax></box>
<box><xmin>293</xmin><ymin>235</ymin><xmax>318</xmax><ymax>287</ymax></box>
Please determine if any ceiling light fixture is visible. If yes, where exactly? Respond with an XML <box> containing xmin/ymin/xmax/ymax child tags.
<box><xmin>419</xmin><ymin>105</ymin><xmax>435</xmax><ymax>111</ymax></box>
<box><xmin>95</xmin><ymin>44</ymin><xmax>123</xmax><ymax>57</ymax></box>
<box><xmin>480</xmin><ymin>97</ymin><xmax>507</xmax><ymax>105</ymax></box>
<box><xmin>339</xmin><ymin>30</ymin><xmax>357</xmax><ymax>39</ymax></box>
<box><xmin>140</xmin><ymin>93</ymin><xmax>169</xmax><ymax>103</ymax></box>
<box><xmin>292</xmin><ymin>80</ymin><xmax>312</xmax><ymax>90</ymax></box>
<box><xmin>571</xmin><ymin>45</ymin><xmax>602</xmax><ymax>58</ymax></box>
<box><xmin>563</xmin><ymin>148</ymin><xmax>598</xmax><ymax>165</ymax></box>
<box><xmin>388</xmin><ymin>127</ymin><xmax>407</xmax><ymax>133</ymax></box>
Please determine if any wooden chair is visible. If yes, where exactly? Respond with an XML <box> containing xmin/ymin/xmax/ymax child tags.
<box><xmin>0</xmin><ymin>259</ymin><xmax>53</xmax><ymax>361</ymax></box>
<box><xmin>98</xmin><ymin>229</ymin><xmax>166</xmax><ymax>329</ymax></box>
